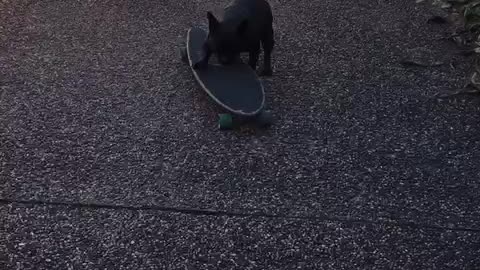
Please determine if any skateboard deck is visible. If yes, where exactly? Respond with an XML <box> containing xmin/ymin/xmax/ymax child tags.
<box><xmin>185</xmin><ymin>26</ymin><xmax>265</xmax><ymax>116</ymax></box>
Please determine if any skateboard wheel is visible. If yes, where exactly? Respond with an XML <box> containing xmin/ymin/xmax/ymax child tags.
<box><xmin>179</xmin><ymin>46</ymin><xmax>188</xmax><ymax>63</ymax></box>
<box><xmin>218</xmin><ymin>114</ymin><xmax>233</xmax><ymax>130</ymax></box>
<box><xmin>256</xmin><ymin>111</ymin><xmax>273</xmax><ymax>127</ymax></box>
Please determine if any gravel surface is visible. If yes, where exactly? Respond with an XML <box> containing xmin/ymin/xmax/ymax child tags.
<box><xmin>1</xmin><ymin>0</ymin><xmax>480</xmax><ymax>268</ymax></box>
<box><xmin>4</xmin><ymin>203</ymin><xmax>480</xmax><ymax>269</ymax></box>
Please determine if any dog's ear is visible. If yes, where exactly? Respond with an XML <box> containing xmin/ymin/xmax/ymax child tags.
<box><xmin>207</xmin><ymin>12</ymin><xmax>219</xmax><ymax>32</ymax></box>
<box><xmin>237</xmin><ymin>19</ymin><xmax>248</xmax><ymax>35</ymax></box>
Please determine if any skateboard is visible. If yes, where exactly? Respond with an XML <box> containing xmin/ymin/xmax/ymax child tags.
<box><xmin>179</xmin><ymin>26</ymin><xmax>273</xmax><ymax>130</ymax></box>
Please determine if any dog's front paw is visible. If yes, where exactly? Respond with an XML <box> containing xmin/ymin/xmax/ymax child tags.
<box><xmin>193</xmin><ymin>60</ymin><xmax>208</xmax><ymax>70</ymax></box>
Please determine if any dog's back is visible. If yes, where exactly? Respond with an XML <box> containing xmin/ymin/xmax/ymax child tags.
<box><xmin>222</xmin><ymin>0</ymin><xmax>272</xmax><ymax>29</ymax></box>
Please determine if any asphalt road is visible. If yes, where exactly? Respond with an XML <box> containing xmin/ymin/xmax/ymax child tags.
<box><xmin>1</xmin><ymin>0</ymin><xmax>480</xmax><ymax>269</ymax></box>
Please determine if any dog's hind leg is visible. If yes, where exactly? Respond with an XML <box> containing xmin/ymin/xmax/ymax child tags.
<box><xmin>248</xmin><ymin>41</ymin><xmax>261</xmax><ymax>70</ymax></box>
<box><xmin>260</xmin><ymin>26</ymin><xmax>274</xmax><ymax>76</ymax></box>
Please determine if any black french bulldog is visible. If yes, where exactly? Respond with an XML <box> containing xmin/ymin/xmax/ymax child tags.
<box><xmin>193</xmin><ymin>0</ymin><xmax>275</xmax><ymax>76</ymax></box>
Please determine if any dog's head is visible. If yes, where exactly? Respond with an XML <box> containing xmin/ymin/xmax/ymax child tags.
<box><xmin>205</xmin><ymin>11</ymin><xmax>248</xmax><ymax>65</ymax></box>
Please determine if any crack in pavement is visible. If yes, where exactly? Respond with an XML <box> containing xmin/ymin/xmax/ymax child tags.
<box><xmin>1</xmin><ymin>198</ymin><xmax>479</xmax><ymax>233</ymax></box>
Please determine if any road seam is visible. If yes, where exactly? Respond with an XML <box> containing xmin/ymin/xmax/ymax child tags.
<box><xmin>1</xmin><ymin>198</ymin><xmax>479</xmax><ymax>233</ymax></box>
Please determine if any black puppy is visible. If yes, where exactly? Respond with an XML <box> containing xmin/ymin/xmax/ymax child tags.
<box><xmin>193</xmin><ymin>0</ymin><xmax>274</xmax><ymax>76</ymax></box>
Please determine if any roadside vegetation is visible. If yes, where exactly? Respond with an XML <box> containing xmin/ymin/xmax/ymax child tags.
<box><xmin>422</xmin><ymin>0</ymin><xmax>480</xmax><ymax>95</ymax></box>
